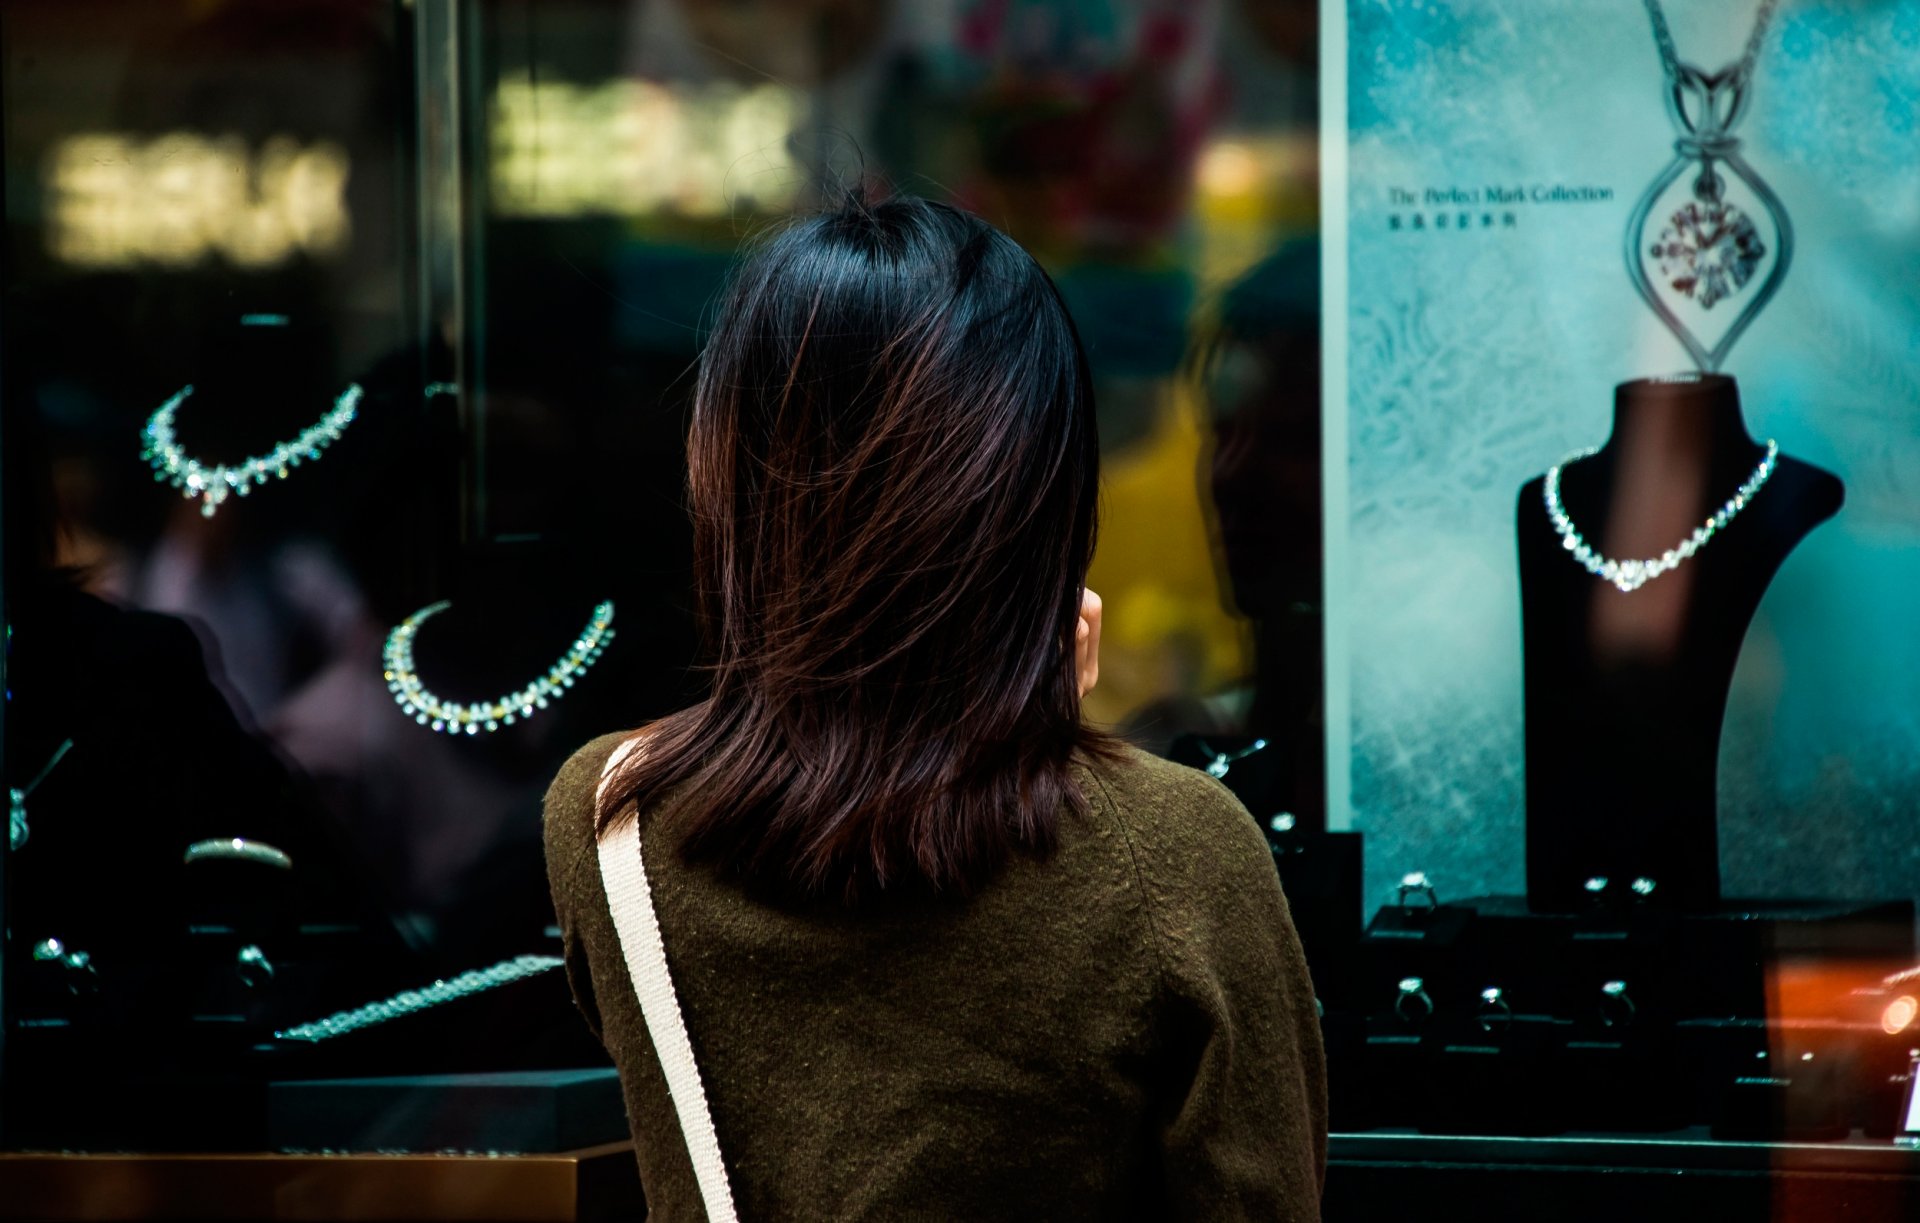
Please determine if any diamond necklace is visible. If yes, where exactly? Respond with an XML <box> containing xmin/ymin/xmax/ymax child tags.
<box><xmin>275</xmin><ymin>953</ymin><xmax>563</xmax><ymax>1042</ymax></box>
<box><xmin>142</xmin><ymin>384</ymin><xmax>363</xmax><ymax>517</ymax></box>
<box><xmin>1626</xmin><ymin>0</ymin><xmax>1790</xmax><ymax>371</ymax></box>
<box><xmin>1545</xmin><ymin>439</ymin><xmax>1778</xmax><ymax>593</ymax></box>
<box><xmin>383</xmin><ymin>600</ymin><xmax>615</xmax><ymax>734</ymax></box>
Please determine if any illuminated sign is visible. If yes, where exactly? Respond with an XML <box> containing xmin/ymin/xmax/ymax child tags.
<box><xmin>490</xmin><ymin>74</ymin><xmax>799</xmax><ymax>218</ymax></box>
<box><xmin>44</xmin><ymin>133</ymin><xmax>351</xmax><ymax>269</ymax></box>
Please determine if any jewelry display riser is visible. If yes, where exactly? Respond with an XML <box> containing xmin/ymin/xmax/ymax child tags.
<box><xmin>4</xmin><ymin>958</ymin><xmax>606</xmax><ymax>1151</ymax></box>
<box><xmin>1330</xmin><ymin>894</ymin><xmax>1915</xmax><ymax>1136</ymax></box>
<box><xmin>1260</xmin><ymin>825</ymin><xmax>1363</xmax><ymax>1008</ymax></box>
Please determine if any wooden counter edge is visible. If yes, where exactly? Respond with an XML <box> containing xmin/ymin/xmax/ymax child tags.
<box><xmin>0</xmin><ymin>1141</ymin><xmax>642</xmax><ymax>1222</ymax></box>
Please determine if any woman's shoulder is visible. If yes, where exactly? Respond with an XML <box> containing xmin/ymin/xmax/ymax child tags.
<box><xmin>1080</xmin><ymin>742</ymin><xmax>1276</xmax><ymax>894</ymax></box>
<box><xmin>542</xmin><ymin>730</ymin><xmax>640</xmax><ymax>859</ymax></box>
<box><xmin>549</xmin><ymin>730</ymin><xmax>637</xmax><ymax>804</ymax></box>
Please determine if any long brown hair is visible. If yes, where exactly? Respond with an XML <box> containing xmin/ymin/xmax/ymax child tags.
<box><xmin>597</xmin><ymin>195</ymin><xmax>1109</xmax><ymax>899</ymax></box>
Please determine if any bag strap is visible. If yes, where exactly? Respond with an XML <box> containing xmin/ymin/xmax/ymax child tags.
<box><xmin>597</xmin><ymin>744</ymin><xmax>739</xmax><ymax>1223</ymax></box>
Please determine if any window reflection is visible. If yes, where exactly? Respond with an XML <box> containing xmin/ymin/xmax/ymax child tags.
<box><xmin>44</xmin><ymin>133</ymin><xmax>351</xmax><ymax>268</ymax></box>
<box><xmin>490</xmin><ymin>76</ymin><xmax>800</xmax><ymax>218</ymax></box>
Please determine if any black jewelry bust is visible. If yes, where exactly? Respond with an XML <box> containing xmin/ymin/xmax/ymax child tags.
<box><xmin>180</xmin><ymin>313</ymin><xmax>340</xmax><ymax>461</ymax></box>
<box><xmin>1517</xmin><ymin>374</ymin><xmax>1842</xmax><ymax>911</ymax></box>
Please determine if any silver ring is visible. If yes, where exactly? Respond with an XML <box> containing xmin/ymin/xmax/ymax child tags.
<box><xmin>33</xmin><ymin>939</ymin><xmax>99</xmax><ymax>994</ymax></box>
<box><xmin>1477</xmin><ymin>986</ymin><xmax>1513</xmax><ymax>1034</ymax></box>
<box><xmin>1396</xmin><ymin>871</ymin><xmax>1438</xmax><ymax>912</ymax></box>
<box><xmin>183</xmin><ymin>838</ymin><xmax>293</xmax><ymax>870</ymax></box>
<box><xmin>236</xmin><ymin>944</ymin><xmax>276</xmax><ymax>989</ymax></box>
<box><xmin>1395</xmin><ymin>976</ymin><xmax>1434</xmax><ymax>1025</ymax></box>
<box><xmin>1600</xmin><ymin>980</ymin><xmax>1637</xmax><ymax>1027</ymax></box>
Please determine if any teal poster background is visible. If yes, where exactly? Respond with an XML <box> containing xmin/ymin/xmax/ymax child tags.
<box><xmin>1326</xmin><ymin>0</ymin><xmax>1920</xmax><ymax>910</ymax></box>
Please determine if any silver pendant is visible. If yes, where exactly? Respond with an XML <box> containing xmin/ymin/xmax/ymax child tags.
<box><xmin>1625</xmin><ymin>63</ymin><xmax>1792</xmax><ymax>372</ymax></box>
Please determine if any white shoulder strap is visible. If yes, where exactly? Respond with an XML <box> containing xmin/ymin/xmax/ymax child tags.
<box><xmin>596</xmin><ymin>742</ymin><xmax>739</xmax><ymax>1223</ymax></box>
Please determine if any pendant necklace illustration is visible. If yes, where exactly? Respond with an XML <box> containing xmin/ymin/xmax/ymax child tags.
<box><xmin>1625</xmin><ymin>0</ymin><xmax>1791</xmax><ymax>372</ymax></box>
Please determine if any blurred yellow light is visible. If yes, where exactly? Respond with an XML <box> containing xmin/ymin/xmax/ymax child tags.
<box><xmin>1884</xmin><ymin>995</ymin><xmax>1919</xmax><ymax>1035</ymax></box>
<box><xmin>44</xmin><ymin>133</ymin><xmax>350</xmax><ymax>269</ymax></box>
<box><xmin>1197</xmin><ymin>141</ymin><xmax>1260</xmax><ymax>200</ymax></box>
<box><xmin>490</xmin><ymin>74</ymin><xmax>799</xmax><ymax>219</ymax></box>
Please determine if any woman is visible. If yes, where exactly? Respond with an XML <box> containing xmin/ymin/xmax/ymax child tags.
<box><xmin>544</xmin><ymin>196</ymin><xmax>1325</xmax><ymax>1220</ymax></box>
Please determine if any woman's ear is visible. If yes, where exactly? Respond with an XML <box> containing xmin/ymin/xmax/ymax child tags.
<box><xmin>1075</xmin><ymin>588</ymin><xmax>1102</xmax><ymax>699</ymax></box>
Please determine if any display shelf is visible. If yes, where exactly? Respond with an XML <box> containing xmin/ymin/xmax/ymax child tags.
<box><xmin>0</xmin><ymin>1143</ymin><xmax>642</xmax><ymax>1223</ymax></box>
<box><xmin>1327</xmin><ymin>1129</ymin><xmax>1920</xmax><ymax>1223</ymax></box>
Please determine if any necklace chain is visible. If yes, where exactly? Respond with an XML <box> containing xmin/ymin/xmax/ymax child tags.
<box><xmin>1195</xmin><ymin>737</ymin><xmax>1268</xmax><ymax>780</ymax></box>
<box><xmin>1545</xmin><ymin>440</ymin><xmax>1779</xmax><ymax>593</ymax></box>
<box><xmin>142</xmin><ymin>384</ymin><xmax>362</xmax><ymax>518</ymax></box>
<box><xmin>383</xmin><ymin>600</ymin><xmax>616</xmax><ymax>735</ymax></box>
<box><xmin>9</xmin><ymin>738</ymin><xmax>73</xmax><ymax>852</ymax></box>
<box><xmin>1641</xmin><ymin>0</ymin><xmax>1782</xmax><ymax>85</ymax></box>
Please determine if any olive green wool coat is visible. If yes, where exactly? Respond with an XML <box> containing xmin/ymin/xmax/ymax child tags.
<box><xmin>543</xmin><ymin>734</ymin><xmax>1326</xmax><ymax>1221</ymax></box>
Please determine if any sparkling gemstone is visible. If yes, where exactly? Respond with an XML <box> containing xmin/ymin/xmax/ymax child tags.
<box><xmin>1652</xmin><ymin>199</ymin><xmax>1766</xmax><ymax>309</ymax></box>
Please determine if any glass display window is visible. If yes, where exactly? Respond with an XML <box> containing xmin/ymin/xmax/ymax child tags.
<box><xmin>1</xmin><ymin>0</ymin><xmax>1321</xmax><ymax>1157</ymax></box>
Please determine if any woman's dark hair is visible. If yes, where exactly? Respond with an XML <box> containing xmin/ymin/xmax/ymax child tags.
<box><xmin>598</xmin><ymin>195</ymin><xmax>1109</xmax><ymax>899</ymax></box>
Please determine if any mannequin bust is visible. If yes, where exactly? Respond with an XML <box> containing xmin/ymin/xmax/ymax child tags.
<box><xmin>181</xmin><ymin>313</ymin><xmax>340</xmax><ymax>459</ymax></box>
<box><xmin>1517</xmin><ymin>374</ymin><xmax>1842</xmax><ymax>911</ymax></box>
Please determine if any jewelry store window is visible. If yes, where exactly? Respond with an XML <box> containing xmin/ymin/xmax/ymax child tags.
<box><xmin>4</xmin><ymin>0</ymin><xmax>1917</xmax><ymax>1219</ymax></box>
<box><xmin>0</xmin><ymin>0</ymin><xmax>1323</xmax><ymax>1202</ymax></box>
<box><xmin>1315</xmin><ymin>0</ymin><xmax>1920</xmax><ymax>1216</ymax></box>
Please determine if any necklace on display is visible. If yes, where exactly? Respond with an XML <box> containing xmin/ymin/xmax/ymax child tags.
<box><xmin>1195</xmin><ymin>737</ymin><xmax>1269</xmax><ymax>780</ymax></box>
<box><xmin>1545</xmin><ymin>439</ymin><xmax>1778</xmax><ymax>592</ymax></box>
<box><xmin>142</xmin><ymin>383</ymin><xmax>363</xmax><ymax>518</ymax></box>
<box><xmin>1625</xmin><ymin>0</ymin><xmax>1790</xmax><ymax>371</ymax></box>
<box><xmin>10</xmin><ymin>738</ymin><xmax>74</xmax><ymax>852</ymax></box>
<box><xmin>275</xmin><ymin>954</ymin><xmax>564</xmax><ymax>1042</ymax></box>
<box><xmin>383</xmin><ymin>600</ymin><xmax>616</xmax><ymax>735</ymax></box>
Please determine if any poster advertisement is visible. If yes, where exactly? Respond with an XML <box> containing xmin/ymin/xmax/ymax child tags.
<box><xmin>1325</xmin><ymin>1</ymin><xmax>1920</xmax><ymax>907</ymax></box>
